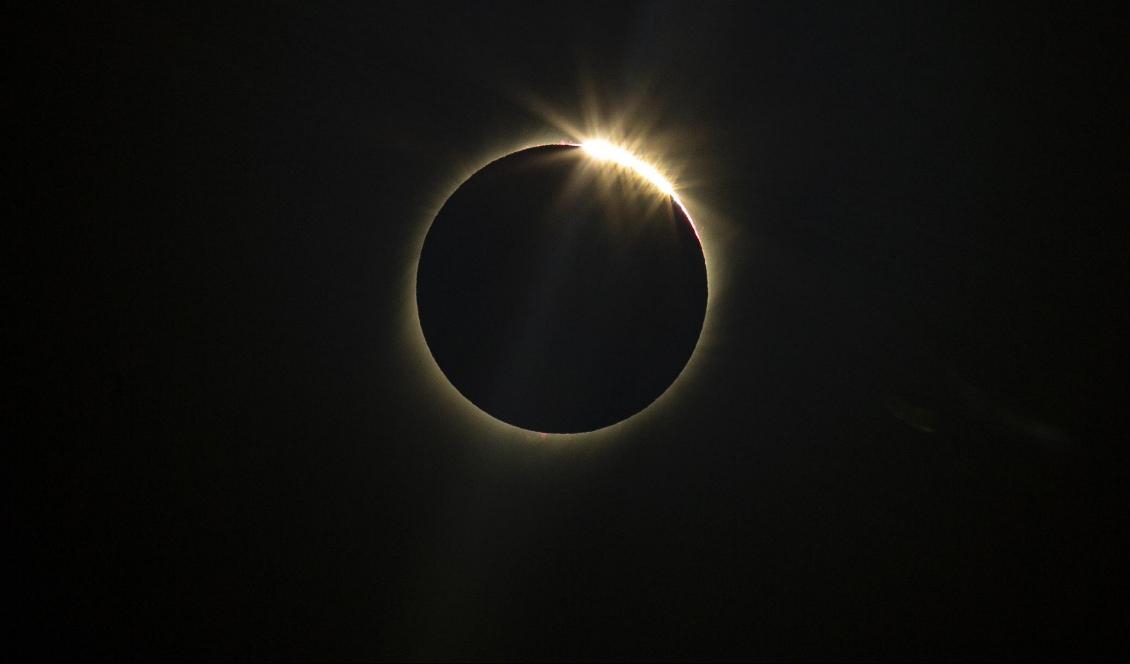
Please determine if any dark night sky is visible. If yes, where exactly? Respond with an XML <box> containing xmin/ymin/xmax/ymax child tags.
<box><xmin>17</xmin><ymin>2</ymin><xmax>1130</xmax><ymax>659</ymax></box>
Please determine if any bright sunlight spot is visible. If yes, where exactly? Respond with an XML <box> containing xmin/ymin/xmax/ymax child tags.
<box><xmin>581</xmin><ymin>139</ymin><xmax>676</xmax><ymax>196</ymax></box>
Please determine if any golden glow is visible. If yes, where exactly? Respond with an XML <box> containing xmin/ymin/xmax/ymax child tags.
<box><xmin>580</xmin><ymin>139</ymin><xmax>676</xmax><ymax>196</ymax></box>
<box><xmin>578</xmin><ymin>139</ymin><xmax>700</xmax><ymax>242</ymax></box>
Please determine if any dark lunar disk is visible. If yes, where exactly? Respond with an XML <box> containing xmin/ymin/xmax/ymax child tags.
<box><xmin>416</xmin><ymin>144</ymin><xmax>707</xmax><ymax>433</ymax></box>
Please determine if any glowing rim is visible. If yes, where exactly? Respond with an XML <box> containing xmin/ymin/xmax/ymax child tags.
<box><xmin>579</xmin><ymin>140</ymin><xmax>700</xmax><ymax>242</ymax></box>
<box><xmin>404</xmin><ymin>138</ymin><xmax>714</xmax><ymax>442</ymax></box>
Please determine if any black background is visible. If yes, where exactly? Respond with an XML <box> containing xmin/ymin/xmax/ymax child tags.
<box><xmin>17</xmin><ymin>2</ymin><xmax>1130</xmax><ymax>659</ymax></box>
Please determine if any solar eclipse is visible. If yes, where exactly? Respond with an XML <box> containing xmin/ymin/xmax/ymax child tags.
<box><xmin>415</xmin><ymin>142</ymin><xmax>707</xmax><ymax>434</ymax></box>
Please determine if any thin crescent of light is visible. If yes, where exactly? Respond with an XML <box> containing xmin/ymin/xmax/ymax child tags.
<box><xmin>578</xmin><ymin>139</ymin><xmax>701</xmax><ymax>242</ymax></box>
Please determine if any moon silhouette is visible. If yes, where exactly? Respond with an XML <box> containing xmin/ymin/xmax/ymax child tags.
<box><xmin>416</xmin><ymin>144</ymin><xmax>707</xmax><ymax>433</ymax></box>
